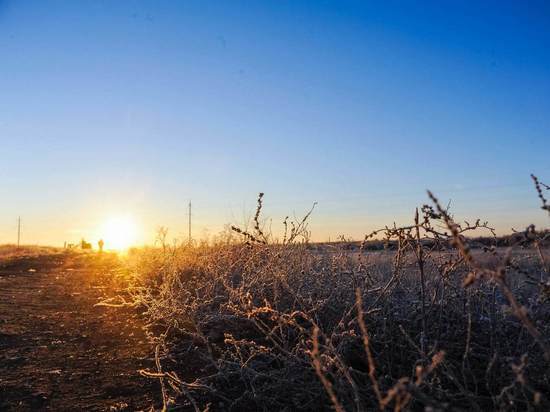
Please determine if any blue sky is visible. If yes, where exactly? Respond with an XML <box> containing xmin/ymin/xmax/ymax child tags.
<box><xmin>0</xmin><ymin>0</ymin><xmax>549</xmax><ymax>245</ymax></box>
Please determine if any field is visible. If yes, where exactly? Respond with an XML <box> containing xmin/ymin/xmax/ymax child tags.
<box><xmin>2</xmin><ymin>179</ymin><xmax>550</xmax><ymax>411</ymax></box>
<box><xmin>5</xmin><ymin>1</ymin><xmax>550</xmax><ymax>410</ymax></box>
<box><xmin>0</xmin><ymin>251</ymin><xmax>160</xmax><ymax>410</ymax></box>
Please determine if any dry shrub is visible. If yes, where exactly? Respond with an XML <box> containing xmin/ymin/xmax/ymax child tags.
<box><xmin>122</xmin><ymin>176</ymin><xmax>550</xmax><ymax>411</ymax></box>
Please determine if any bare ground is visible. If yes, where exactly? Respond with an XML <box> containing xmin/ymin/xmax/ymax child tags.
<box><xmin>0</xmin><ymin>252</ymin><xmax>160</xmax><ymax>411</ymax></box>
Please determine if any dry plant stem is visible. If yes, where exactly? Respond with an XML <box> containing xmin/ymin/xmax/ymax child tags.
<box><xmin>531</xmin><ymin>174</ymin><xmax>550</xmax><ymax>214</ymax></box>
<box><xmin>428</xmin><ymin>190</ymin><xmax>550</xmax><ymax>361</ymax></box>
<box><xmin>155</xmin><ymin>344</ymin><xmax>169</xmax><ymax>412</ymax></box>
<box><xmin>414</xmin><ymin>208</ymin><xmax>427</xmax><ymax>355</ymax></box>
<box><xmin>165</xmin><ymin>372</ymin><xmax>201</xmax><ymax>412</ymax></box>
<box><xmin>461</xmin><ymin>294</ymin><xmax>473</xmax><ymax>392</ymax></box>
<box><xmin>310</xmin><ymin>326</ymin><xmax>345</xmax><ymax>412</ymax></box>
<box><xmin>366</xmin><ymin>237</ymin><xmax>404</xmax><ymax>313</ymax></box>
<box><xmin>139</xmin><ymin>370</ymin><xmax>205</xmax><ymax>411</ymax></box>
<box><xmin>355</xmin><ymin>289</ymin><xmax>383</xmax><ymax>409</ymax></box>
<box><xmin>253</xmin><ymin>192</ymin><xmax>268</xmax><ymax>243</ymax></box>
<box><xmin>493</xmin><ymin>273</ymin><xmax>550</xmax><ymax>360</ymax></box>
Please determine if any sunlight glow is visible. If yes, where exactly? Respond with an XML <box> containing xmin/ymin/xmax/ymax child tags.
<box><xmin>100</xmin><ymin>215</ymin><xmax>138</xmax><ymax>250</ymax></box>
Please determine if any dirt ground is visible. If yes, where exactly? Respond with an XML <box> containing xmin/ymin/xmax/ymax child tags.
<box><xmin>0</xmin><ymin>252</ymin><xmax>160</xmax><ymax>411</ymax></box>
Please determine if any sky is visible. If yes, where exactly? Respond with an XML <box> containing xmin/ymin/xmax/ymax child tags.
<box><xmin>0</xmin><ymin>0</ymin><xmax>549</xmax><ymax>246</ymax></box>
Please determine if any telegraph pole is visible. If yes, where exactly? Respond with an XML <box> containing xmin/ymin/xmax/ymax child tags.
<box><xmin>188</xmin><ymin>200</ymin><xmax>192</xmax><ymax>245</ymax></box>
<box><xmin>17</xmin><ymin>217</ymin><xmax>21</xmax><ymax>248</ymax></box>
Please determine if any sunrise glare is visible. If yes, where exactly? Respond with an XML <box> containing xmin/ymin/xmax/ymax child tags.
<box><xmin>99</xmin><ymin>216</ymin><xmax>139</xmax><ymax>251</ymax></box>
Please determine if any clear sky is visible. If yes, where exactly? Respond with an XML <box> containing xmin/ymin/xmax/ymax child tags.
<box><xmin>1</xmin><ymin>0</ymin><xmax>549</xmax><ymax>246</ymax></box>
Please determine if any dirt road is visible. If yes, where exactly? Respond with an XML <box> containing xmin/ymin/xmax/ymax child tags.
<box><xmin>0</xmin><ymin>252</ymin><xmax>159</xmax><ymax>411</ymax></box>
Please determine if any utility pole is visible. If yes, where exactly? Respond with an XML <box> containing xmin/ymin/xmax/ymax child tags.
<box><xmin>17</xmin><ymin>217</ymin><xmax>21</xmax><ymax>248</ymax></box>
<box><xmin>188</xmin><ymin>200</ymin><xmax>192</xmax><ymax>245</ymax></box>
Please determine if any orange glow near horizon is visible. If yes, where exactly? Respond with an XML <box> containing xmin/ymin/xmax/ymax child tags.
<box><xmin>99</xmin><ymin>215</ymin><xmax>139</xmax><ymax>251</ymax></box>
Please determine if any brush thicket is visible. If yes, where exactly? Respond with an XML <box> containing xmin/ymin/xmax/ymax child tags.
<box><xmin>117</xmin><ymin>176</ymin><xmax>550</xmax><ymax>411</ymax></box>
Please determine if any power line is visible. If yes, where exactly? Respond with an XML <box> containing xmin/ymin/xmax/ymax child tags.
<box><xmin>188</xmin><ymin>200</ymin><xmax>192</xmax><ymax>244</ymax></box>
<box><xmin>17</xmin><ymin>217</ymin><xmax>21</xmax><ymax>248</ymax></box>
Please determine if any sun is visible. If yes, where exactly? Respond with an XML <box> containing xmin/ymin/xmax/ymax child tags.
<box><xmin>100</xmin><ymin>215</ymin><xmax>138</xmax><ymax>250</ymax></box>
